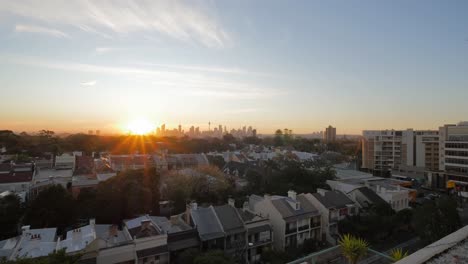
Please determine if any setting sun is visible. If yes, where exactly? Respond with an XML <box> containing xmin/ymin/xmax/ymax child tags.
<box><xmin>126</xmin><ymin>119</ymin><xmax>154</xmax><ymax>135</ymax></box>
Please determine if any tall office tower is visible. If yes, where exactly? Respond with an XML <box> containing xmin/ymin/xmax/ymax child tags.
<box><xmin>323</xmin><ymin>125</ymin><xmax>336</xmax><ymax>143</ymax></box>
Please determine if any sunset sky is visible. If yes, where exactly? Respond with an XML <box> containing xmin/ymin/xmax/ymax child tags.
<box><xmin>1</xmin><ymin>0</ymin><xmax>467</xmax><ymax>135</ymax></box>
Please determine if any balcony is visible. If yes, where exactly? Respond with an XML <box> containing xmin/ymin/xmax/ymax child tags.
<box><xmin>226</xmin><ymin>239</ymin><xmax>246</xmax><ymax>249</ymax></box>
<box><xmin>249</xmin><ymin>238</ymin><xmax>272</xmax><ymax>247</ymax></box>
<box><xmin>285</xmin><ymin>227</ymin><xmax>297</xmax><ymax>235</ymax></box>
<box><xmin>311</xmin><ymin>222</ymin><xmax>321</xmax><ymax>228</ymax></box>
<box><xmin>298</xmin><ymin>225</ymin><xmax>310</xmax><ymax>232</ymax></box>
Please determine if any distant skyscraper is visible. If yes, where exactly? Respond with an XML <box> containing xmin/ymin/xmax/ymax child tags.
<box><xmin>95</xmin><ymin>130</ymin><xmax>100</xmax><ymax>136</ymax></box>
<box><xmin>88</xmin><ymin>130</ymin><xmax>93</xmax><ymax>135</ymax></box>
<box><xmin>323</xmin><ymin>125</ymin><xmax>336</xmax><ymax>143</ymax></box>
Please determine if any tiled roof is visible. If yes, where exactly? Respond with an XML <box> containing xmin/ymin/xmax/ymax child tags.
<box><xmin>271</xmin><ymin>194</ymin><xmax>319</xmax><ymax>220</ymax></box>
<box><xmin>0</xmin><ymin>171</ymin><xmax>33</xmax><ymax>184</ymax></box>
<box><xmin>136</xmin><ymin>245</ymin><xmax>168</xmax><ymax>258</ymax></box>
<box><xmin>73</xmin><ymin>156</ymin><xmax>95</xmax><ymax>176</ymax></box>
<box><xmin>191</xmin><ymin>206</ymin><xmax>224</xmax><ymax>241</ymax></box>
<box><xmin>213</xmin><ymin>205</ymin><xmax>245</xmax><ymax>234</ymax></box>
<box><xmin>355</xmin><ymin>187</ymin><xmax>387</xmax><ymax>205</ymax></box>
<box><xmin>312</xmin><ymin>191</ymin><xmax>355</xmax><ymax>209</ymax></box>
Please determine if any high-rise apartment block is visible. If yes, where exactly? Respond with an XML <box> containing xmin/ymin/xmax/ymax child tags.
<box><xmin>426</xmin><ymin>123</ymin><xmax>468</xmax><ymax>191</ymax></box>
<box><xmin>323</xmin><ymin>126</ymin><xmax>336</xmax><ymax>143</ymax></box>
<box><xmin>361</xmin><ymin>129</ymin><xmax>438</xmax><ymax>176</ymax></box>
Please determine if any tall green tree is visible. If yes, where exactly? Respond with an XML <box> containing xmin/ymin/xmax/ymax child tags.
<box><xmin>23</xmin><ymin>185</ymin><xmax>75</xmax><ymax>233</ymax></box>
<box><xmin>0</xmin><ymin>194</ymin><xmax>23</xmax><ymax>239</ymax></box>
<box><xmin>274</xmin><ymin>129</ymin><xmax>284</xmax><ymax>146</ymax></box>
<box><xmin>412</xmin><ymin>196</ymin><xmax>461</xmax><ymax>244</ymax></box>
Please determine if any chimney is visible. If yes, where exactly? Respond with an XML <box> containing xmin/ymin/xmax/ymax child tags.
<box><xmin>381</xmin><ymin>187</ymin><xmax>386</xmax><ymax>194</ymax></box>
<box><xmin>141</xmin><ymin>219</ymin><xmax>151</xmax><ymax>231</ymax></box>
<box><xmin>242</xmin><ymin>201</ymin><xmax>249</xmax><ymax>212</ymax></box>
<box><xmin>21</xmin><ymin>226</ymin><xmax>30</xmax><ymax>235</ymax></box>
<box><xmin>89</xmin><ymin>218</ymin><xmax>96</xmax><ymax>226</ymax></box>
<box><xmin>109</xmin><ymin>225</ymin><xmax>118</xmax><ymax>238</ymax></box>
<box><xmin>287</xmin><ymin>190</ymin><xmax>297</xmax><ymax>201</ymax></box>
<box><xmin>228</xmin><ymin>198</ymin><xmax>235</xmax><ymax>207</ymax></box>
<box><xmin>317</xmin><ymin>189</ymin><xmax>327</xmax><ymax>196</ymax></box>
<box><xmin>185</xmin><ymin>201</ymin><xmax>197</xmax><ymax>225</ymax></box>
<box><xmin>170</xmin><ymin>215</ymin><xmax>178</xmax><ymax>226</ymax></box>
<box><xmin>264</xmin><ymin>194</ymin><xmax>271</xmax><ymax>200</ymax></box>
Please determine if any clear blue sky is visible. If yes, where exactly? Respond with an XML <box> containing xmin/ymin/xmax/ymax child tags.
<box><xmin>0</xmin><ymin>0</ymin><xmax>467</xmax><ymax>134</ymax></box>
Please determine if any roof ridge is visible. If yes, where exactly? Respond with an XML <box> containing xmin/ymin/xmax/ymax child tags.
<box><xmin>210</xmin><ymin>205</ymin><xmax>225</xmax><ymax>234</ymax></box>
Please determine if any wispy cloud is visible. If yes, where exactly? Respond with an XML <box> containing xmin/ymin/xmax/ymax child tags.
<box><xmin>3</xmin><ymin>55</ymin><xmax>280</xmax><ymax>99</ymax></box>
<box><xmin>81</xmin><ymin>80</ymin><xmax>97</xmax><ymax>86</ymax></box>
<box><xmin>14</xmin><ymin>24</ymin><xmax>69</xmax><ymax>38</ymax></box>
<box><xmin>1</xmin><ymin>1</ymin><xmax>230</xmax><ymax>48</ymax></box>
<box><xmin>95</xmin><ymin>47</ymin><xmax>122</xmax><ymax>54</ymax></box>
<box><xmin>137</xmin><ymin>62</ymin><xmax>251</xmax><ymax>75</ymax></box>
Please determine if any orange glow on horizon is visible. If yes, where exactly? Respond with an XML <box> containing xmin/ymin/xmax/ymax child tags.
<box><xmin>125</xmin><ymin>119</ymin><xmax>154</xmax><ymax>135</ymax></box>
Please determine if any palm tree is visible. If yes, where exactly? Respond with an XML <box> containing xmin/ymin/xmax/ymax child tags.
<box><xmin>389</xmin><ymin>248</ymin><xmax>408</xmax><ymax>262</ymax></box>
<box><xmin>338</xmin><ymin>234</ymin><xmax>369</xmax><ymax>264</ymax></box>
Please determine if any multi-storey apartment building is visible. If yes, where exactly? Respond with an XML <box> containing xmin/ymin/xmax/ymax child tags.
<box><xmin>323</xmin><ymin>126</ymin><xmax>336</xmax><ymax>143</ymax></box>
<box><xmin>431</xmin><ymin>122</ymin><xmax>468</xmax><ymax>197</ymax></box>
<box><xmin>362</xmin><ymin>129</ymin><xmax>439</xmax><ymax>176</ymax></box>
<box><xmin>305</xmin><ymin>189</ymin><xmax>357</xmax><ymax>244</ymax></box>
<box><xmin>362</xmin><ymin>130</ymin><xmax>404</xmax><ymax>175</ymax></box>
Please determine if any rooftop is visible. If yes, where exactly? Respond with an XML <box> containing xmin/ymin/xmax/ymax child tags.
<box><xmin>311</xmin><ymin>190</ymin><xmax>355</xmax><ymax>209</ymax></box>
<box><xmin>395</xmin><ymin>225</ymin><xmax>468</xmax><ymax>264</ymax></box>
<box><xmin>269</xmin><ymin>194</ymin><xmax>320</xmax><ymax>220</ymax></box>
<box><xmin>190</xmin><ymin>206</ymin><xmax>224</xmax><ymax>241</ymax></box>
<box><xmin>213</xmin><ymin>205</ymin><xmax>245</xmax><ymax>234</ymax></box>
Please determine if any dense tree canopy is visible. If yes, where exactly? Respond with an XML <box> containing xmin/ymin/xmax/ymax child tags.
<box><xmin>256</xmin><ymin>158</ymin><xmax>336</xmax><ymax>195</ymax></box>
<box><xmin>88</xmin><ymin>168</ymin><xmax>161</xmax><ymax>223</ymax></box>
<box><xmin>23</xmin><ymin>185</ymin><xmax>75</xmax><ymax>233</ymax></box>
<box><xmin>412</xmin><ymin>196</ymin><xmax>461</xmax><ymax>244</ymax></box>
<box><xmin>163</xmin><ymin>166</ymin><xmax>232</xmax><ymax>213</ymax></box>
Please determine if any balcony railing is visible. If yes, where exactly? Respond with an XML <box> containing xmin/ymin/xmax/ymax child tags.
<box><xmin>311</xmin><ymin>222</ymin><xmax>321</xmax><ymax>228</ymax></box>
<box><xmin>298</xmin><ymin>225</ymin><xmax>309</xmax><ymax>232</ymax></box>
<box><xmin>285</xmin><ymin>227</ymin><xmax>297</xmax><ymax>234</ymax></box>
<box><xmin>250</xmin><ymin>238</ymin><xmax>272</xmax><ymax>247</ymax></box>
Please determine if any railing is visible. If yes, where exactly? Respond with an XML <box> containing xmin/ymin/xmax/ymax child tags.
<box><xmin>298</xmin><ymin>225</ymin><xmax>310</xmax><ymax>231</ymax></box>
<box><xmin>286</xmin><ymin>227</ymin><xmax>297</xmax><ymax>234</ymax></box>
<box><xmin>250</xmin><ymin>238</ymin><xmax>272</xmax><ymax>247</ymax></box>
<box><xmin>311</xmin><ymin>222</ymin><xmax>321</xmax><ymax>228</ymax></box>
<box><xmin>286</xmin><ymin>246</ymin><xmax>393</xmax><ymax>264</ymax></box>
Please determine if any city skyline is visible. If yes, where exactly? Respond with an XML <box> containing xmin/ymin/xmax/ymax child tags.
<box><xmin>1</xmin><ymin>1</ymin><xmax>468</xmax><ymax>134</ymax></box>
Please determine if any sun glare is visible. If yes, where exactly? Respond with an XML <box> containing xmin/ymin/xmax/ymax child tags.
<box><xmin>126</xmin><ymin>119</ymin><xmax>154</xmax><ymax>135</ymax></box>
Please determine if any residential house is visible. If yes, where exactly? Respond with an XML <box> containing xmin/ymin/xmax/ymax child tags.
<box><xmin>0</xmin><ymin>162</ymin><xmax>34</xmax><ymax>194</ymax></box>
<box><xmin>305</xmin><ymin>189</ymin><xmax>357</xmax><ymax>244</ymax></box>
<box><xmin>249</xmin><ymin>191</ymin><xmax>322</xmax><ymax>250</ymax></box>
<box><xmin>55</xmin><ymin>153</ymin><xmax>76</xmax><ymax>169</ymax></box>
<box><xmin>189</xmin><ymin>204</ymin><xmax>225</xmax><ymax>251</ymax></box>
<box><xmin>236</xmin><ymin>201</ymin><xmax>273</xmax><ymax>264</ymax></box>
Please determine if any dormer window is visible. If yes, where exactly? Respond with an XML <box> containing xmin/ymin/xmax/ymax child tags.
<box><xmin>295</xmin><ymin>202</ymin><xmax>300</xmax><ymax>210</ymax></box>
